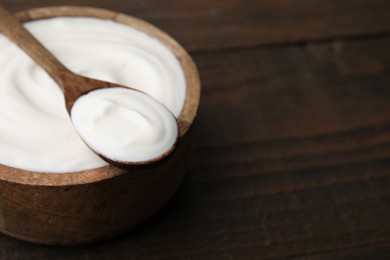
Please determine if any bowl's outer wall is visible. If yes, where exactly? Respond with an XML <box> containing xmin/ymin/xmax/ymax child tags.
<box><xmin>0</xmin><ymin>128</ymin><xmax>192</xmax><ymax>245</ymax></box>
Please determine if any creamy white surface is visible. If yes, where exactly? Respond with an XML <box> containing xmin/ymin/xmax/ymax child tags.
<box><xmin>0</xmin><ymin>17</ymin><xmax>186</xmax><ymax>173</ymax></box>
<box><xmin>71</xmin><ymin>88</ymin><xmax>178</xmax><ymax>162</ymax></box>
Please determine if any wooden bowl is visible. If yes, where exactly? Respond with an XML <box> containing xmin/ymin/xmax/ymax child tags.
<box><xmin>0</xmin><ymin>6</ymin><xmax>200</xmax><ymax>245</ymax></box>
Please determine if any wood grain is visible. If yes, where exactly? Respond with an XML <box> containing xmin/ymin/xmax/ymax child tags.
<box><xmin>1</xmin><ymin>0</ymin><xmax>389</xmax><ymax>258</ymax></box>
<box><xmin>2</xmin><ymin>0</ymin><xmax>390</xmax><ymax>51</ymax></box>
<box><xmin>1</xmin><ymin>34</ymin><xmax>389</xmax><ymax>258</ymax></box>
<box><xmin>299</xmin><ymin>243</ymin><xmax>390</xmax><ymax>259</ymax></box>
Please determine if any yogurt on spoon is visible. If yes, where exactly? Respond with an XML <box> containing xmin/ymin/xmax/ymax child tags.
<box><xmin>71</xmin><ymin>87</ymin><xmax>179</xmax><ymax>167</ymax></box>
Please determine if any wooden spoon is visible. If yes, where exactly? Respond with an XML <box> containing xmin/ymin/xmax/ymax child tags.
<box><xmin>0</xmin><ymin>5</ymin><xmax>179</xmax><ymax>170</ymax></box>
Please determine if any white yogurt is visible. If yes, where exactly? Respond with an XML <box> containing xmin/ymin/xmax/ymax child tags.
<box><xmin>0</xmin><ymin>17</ymin><xmax>186</xmax><ymax>173</ymax></box>
<box><xmin>71</xmin><ymin>88</ymin><xmax>178</xmax><ymax>163</ymax></box>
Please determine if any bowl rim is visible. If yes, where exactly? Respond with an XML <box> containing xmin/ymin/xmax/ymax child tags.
<box><xmin>0</xmin><ymin>6</ymin><xmax>201</xmax><ymax>186</ymax></box>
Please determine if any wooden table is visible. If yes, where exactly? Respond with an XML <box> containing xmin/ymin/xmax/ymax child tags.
<box><xmin>1</xmin><ymin>0</ymin><xmax>390</xmax><ymax>258</ymax></box>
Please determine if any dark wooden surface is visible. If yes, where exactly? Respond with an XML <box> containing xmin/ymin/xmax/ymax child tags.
<box><xmin>1</xmin><ymin>0</ymin><xmax>390</xmax><ymax>259</ymax></box>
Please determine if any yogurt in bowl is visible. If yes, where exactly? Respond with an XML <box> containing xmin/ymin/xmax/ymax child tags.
<box><xmin>0</xmin><ymin>16</ymin><xmax>186</xmax><ymax>172</ymax></box>
<box><xmin>0</xmin><ymin>6</ymin><xmax>200</xmax><ymax>245</ymax></box>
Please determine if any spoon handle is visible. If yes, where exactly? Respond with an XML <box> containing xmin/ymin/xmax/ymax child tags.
<box><xmin>0</xmin><ymin>5</ymin><xmax>72</xmax><ymax>89</ymax></box>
